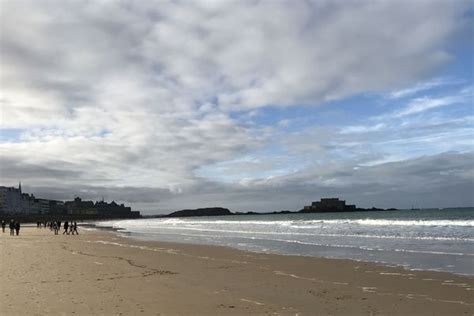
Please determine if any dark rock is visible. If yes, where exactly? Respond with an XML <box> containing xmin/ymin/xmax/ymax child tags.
<box><xmin>166</xmin><ymin>207</ymin><xmax>232</xmax><ymax>218</ymax></box>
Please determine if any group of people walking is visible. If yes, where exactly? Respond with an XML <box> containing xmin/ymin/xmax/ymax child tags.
<box><xmin>1</xmin><ymin>219</ymin><xmax>78</xmax><ymax>236</ymax></box>
<box><xmin>1</xmin><ymin>220</ymin><xmax>21</xmax><ymax>236</ymax></box>
<box><xmin>37</xmin><ymin>220</ymin><xmax>79</xmax><ymax>235</ymax></box>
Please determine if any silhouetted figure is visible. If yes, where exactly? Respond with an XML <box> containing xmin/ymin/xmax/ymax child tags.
<box><xmin>9</xmin><ymin>220</ymin><xmax>14</xmax><ymax>236</ymax></box>
<box><xmin>1</xmin><ymin>220</ymin><xmax>5</xmax><ymax>233</ymax></box>
<box><xmin>63</xmin><ymin>221</ymin><xmax>69</xmax><ymax>235</ymax></box>
<box><xmin>14</xmin><ymin>221</ymin><xmax>20</xmax><ymax>236</ymax></box>
<box><xmin>71</xmin><ymin>221</ymin><xmax>78</xmax><ymax>235</ymax></box>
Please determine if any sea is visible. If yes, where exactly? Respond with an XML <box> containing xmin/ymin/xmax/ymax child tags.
<box><xmin>94</xmin><ymin>208</ymin><xmax>474</xmax><ymax>276</ymax></box>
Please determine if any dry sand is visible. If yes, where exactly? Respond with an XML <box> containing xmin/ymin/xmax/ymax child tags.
<box><xmin>0</xmin><ymin>226</ymin><xmax>472</xmax><ymax>315</ymax></box>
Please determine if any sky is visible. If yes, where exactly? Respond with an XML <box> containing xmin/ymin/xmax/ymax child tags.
<box><xmin>0</xmin><ymin>0</ymin><xmax>473</xmax><ymax>214</ymax></box>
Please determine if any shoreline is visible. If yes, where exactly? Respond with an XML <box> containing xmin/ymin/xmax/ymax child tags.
<box><xmin>89</xmin><ymin>216</ymin><xmax>474</xmax><ymax>277</ymax></box>
<box><xmin>1</xmin><ymin>227</ymin><xmax>473</xmax><ymax>315</ymax></box>
<box><xmin>91</xmin><ymin>224</ymin><xmax>474</xmax><ymax>278</ymax></box>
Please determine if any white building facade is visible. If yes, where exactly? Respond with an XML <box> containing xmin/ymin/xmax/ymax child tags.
<box><xmin>0</xmin><ymin>184</ymin><xmax>23</xmax><ymax>213</ymax></box>
<box><xmin>0</xmin><ymin>184</ymin><xmax>38</xmax><ymax>214</ymax></box>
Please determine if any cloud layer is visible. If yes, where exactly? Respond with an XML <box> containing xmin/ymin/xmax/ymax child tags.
<box><xmin>0</xmin><ymin>0</ymin><xmax>472</xmax><ymax>212</ymax></box>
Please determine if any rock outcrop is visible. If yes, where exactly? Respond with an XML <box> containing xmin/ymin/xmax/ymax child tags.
<box><xmin>166</xmin><ymin>207</ymin><xmax>232</xmax><ymax>218</ymax></box>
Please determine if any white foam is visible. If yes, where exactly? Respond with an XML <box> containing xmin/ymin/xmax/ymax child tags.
<box><xmin>273</xmin><ymin>270</ymin><xmax>317</xmax><ymax>282</ymax></box>
<box><xmin>98</xmin><ymin>223</ymin><xmax>474</xmax><ymax>243</ymax></box>
<box><xmin>165</xmin><ymin>231</ymin><xmax>473</xmax><ymax>257</ymax></box>
<box><xmin>379</xmin><ymin>272</ymin><xmax>415</xmax><ymax>276</ymax></box>
<box><xmin>240</xmin><ymin>298</ymin><xmax>265</xmax><ymax>306</ymax></box>
<box><xmin>303</xmin><ymin>219</ymin><xmax>474</xmax><ymax>227</ymax></box>
<box><xmin>90</xmin><ymin>214</ymin><xmax>474</xmax><ymax>276</ymax></box>
<box><xmin>361</xmin><ymin>287</ymin><xmax>377</xmax><ymax>293</ymax></box>
<box><xmin>95</xmin><ymin>217</ymin><xmax>474</xmax><ymax>230</ymax></box>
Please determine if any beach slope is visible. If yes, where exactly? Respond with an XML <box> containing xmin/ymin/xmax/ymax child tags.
<box><xmin>0</xmin><ymin>227</ymin><xmax>472</xmax><ymax>315</ymax></box>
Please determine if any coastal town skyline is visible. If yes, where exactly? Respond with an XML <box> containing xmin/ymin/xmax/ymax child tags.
<box><xmin>0</xmin><ymin>182</ymin><xmax>139</xmax><ymax>218</ymax></box>
<box><xmin>4</xmin><ymin>182</ymin><xmax>468</xmax><ymax>219</ymax></box>
<box><xmin>1</xmin><ymin>1</ymin><xmax>473</xmax><ymax>214</ymax></box>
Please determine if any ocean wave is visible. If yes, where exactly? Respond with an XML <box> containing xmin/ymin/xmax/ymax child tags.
<box><xmin>117</xmin><ymin>225</ymin><xmax>473</xmax><ymax>242</ymax></box>
<box><xmin>96</xmin><ymin>217</ymin><xmax>473</xmax><ymax>228</ymax></box>
<box><xmin>307</xmin><ymin>219</ymin><xmax>474</xmax><ymax>227</ymax></box>
<box><xmin>93</xmin><ymin>215</ymin><xmax>474</xmax><ymax>276</ymax></box>
<box><xmin>160</xmin><ymin>232</ymin><xmax>473</xmax><ymax>257</ymax></box>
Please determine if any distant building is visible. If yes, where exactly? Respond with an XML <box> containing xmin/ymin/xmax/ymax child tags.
<box><xmin>39</xmin><ymin>199</ymin><xmax>66</xmax><ymax>215</ymax></box>
<box><xmin>302</xmin><ymin>198</ymin><xmax>356</xmax><ymax>213</ymax></box>
<box><xmin>0</xmin><ymin>183</ymin><xmax>67</xmax><ymax>215</ymax></box>
<box><xmin>22</xmin><ymin>193</ymin><xmax>39</xmax><ymax>214</ymax></box>
<box><xmin>65</xmin><ymin>197</ymin><xmax>96</xmax><ymax>215</ymax></box>
<box><xmin>0</xmin><ymin>183</ymin><xmax>42</xmax><ymax>214</ymax></box>
<box><xmin>0</xmin><ymin>184</ymin><xmax>139</xmax><ymax>218</ymax></box>
<box><xmin>65</xmin><ymin>197</ymin><xmax>139</xmax><ymax>218</ymax></box>
<box><xmin>0</xmin><ymin>184</ymin><xmax>23</xmax><ymax>213</ymax></box>
<box><xmin>94</xmin><ymin>200</ymin><xmax>132</xmax><ymax>216</ymax></box>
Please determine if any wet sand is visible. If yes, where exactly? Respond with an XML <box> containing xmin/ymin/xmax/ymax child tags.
<box><xmin>0</xmin><ymin>226</ymin><xmax>472</xmax><ymax>315</ymax></box>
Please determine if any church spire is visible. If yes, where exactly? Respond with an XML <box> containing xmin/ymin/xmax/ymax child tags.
<box><xmin>19</xmin><ymin>181</ymin><xmax>22</xmax><ymax>193</ymax></box>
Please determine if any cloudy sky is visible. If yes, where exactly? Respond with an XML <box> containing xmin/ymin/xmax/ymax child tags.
<box><xmin>0</xmin><ymin>0</ymin><xmax>473</xmax><ymax>214</ymax></box>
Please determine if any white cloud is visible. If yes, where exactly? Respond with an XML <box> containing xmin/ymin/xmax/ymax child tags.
<box><xmin>1</xmin><ymin>1</ymin><xmax>468</xmax><ymax>119</ymax></box>
<box><xmin>388</xmin><ymin>77</ymin><xmax>458</xmax><ymax>99</ymax></box>
<box><xmin>340</xmin><ymin>123</ymin><xmax>385</xmax><ymax>134</ymax></box>
<box><xmin>394</xmin><ymin>94</ymin><xmax>465</xmax><ymax>118</ymax></box>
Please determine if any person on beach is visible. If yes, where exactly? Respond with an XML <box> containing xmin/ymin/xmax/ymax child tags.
<box><xmin>1</xmin><ymin>220</ymin><xmax>5</xmax><ymax>233</ymax></box>
<box><xmin>63</xmin><ymin>221</ymin><xmax>69</xmax><ymax>235</ymax></box>
<box><xmin>14</xmin><ymin>221</ymin><xmax>20</xmax><ymax>236</ymax></box>
<box><xmin>9</xmin><ymin>220</ymin><xmax>14</xmax><ymax>236</ymax></box>
<box><xmin>53</xmin><ymin>221</ymin><xmax>59</xmax><ymax>235</ymax></box>
<box><xmin>71</xmin><ymin>221</ymin><xmax>78</xmax><ymax>235</ymax></box>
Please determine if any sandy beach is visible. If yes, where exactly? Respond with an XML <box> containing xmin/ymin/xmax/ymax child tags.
<box><xmin>0</xmin><ymin>226</ymin><xmax>472</xmax><ymax>315</ymax></box>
